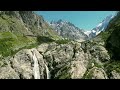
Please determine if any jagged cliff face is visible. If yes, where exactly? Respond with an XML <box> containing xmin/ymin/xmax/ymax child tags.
<box><xmin>0</xmin><ymin>11</ymin><xmax>60</xmax><ymax>37</ymax></box>
<box><xmin>50</xmin><ymin>19</ymin><xmax>88</xmax><ymax>41</ymax></box>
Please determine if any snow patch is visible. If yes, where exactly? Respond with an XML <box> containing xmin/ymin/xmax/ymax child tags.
<box><xmin>84</xmin><ymin>31</ymin><xmax>91</xmax><ymax>36</ymax></box>
<box><xmin>97</xmin><ymin>23</ymin><xmax>102</xmax><ymax>27</ymax></box>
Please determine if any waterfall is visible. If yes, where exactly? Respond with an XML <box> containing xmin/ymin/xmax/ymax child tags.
<box><xmin>32</xmin><ymin>50</ymin><xmax>40</xmax><ymax>79</ymax></box>
<box><xmin>44</xmin><ymin>63</ymin><xmax>50</xmax><ymax>79</ymax></box>
<box><xmin>32</xmin><ymin>50</ymin><xmax>50</xmax><ymax>79</ymax></box>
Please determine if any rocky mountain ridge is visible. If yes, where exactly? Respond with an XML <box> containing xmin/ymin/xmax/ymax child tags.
<box><xmin>0</xmin><ymin>11</ymin><xmax>60</xmax><ymax>38</ymax></box>
<box><xmin>50</xmin><ymin>19</ymin><xmax>88</xmax><ymax>41</ymax></box>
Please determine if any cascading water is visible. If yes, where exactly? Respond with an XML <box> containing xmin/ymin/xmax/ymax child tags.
<box><xmin>31</xmin><ymin>49</ymin><xmax>50</xmax><ymax>79</ymax></box>
<box><xmin>44</xmin><ymin>63</ymin><xmax>50</xmax><ymax>79</ymax></box>
<box><xmin>32</xmin><ymin>50</ymin><xmax>40</xmax><ymax>79</ymax></box>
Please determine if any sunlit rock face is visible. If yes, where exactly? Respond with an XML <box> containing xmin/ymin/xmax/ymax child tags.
<box><xmin>50</xmin><ymin>19</ymin><xmax>88</xmax><ymax>41</ymax></box>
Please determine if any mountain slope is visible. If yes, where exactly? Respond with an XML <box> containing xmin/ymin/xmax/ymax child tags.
<box><xmin>0</xmin><ymin>11</ymin><xmax>61</xmax><ymax>57</ymax></box>
<box><xmin>86</xmin><ymin>11</ymin><xmax>120</xmax><ymax>78</ymax></box>
<box><xmin>0</xmin><ymin>11</ymin><xmax>60</xmax><ymax>38</ymax></box>
<box><xmin>104</xmin><ymin>12</ymin><xmax>120</xmax><ymax>60</ymax></box>
<box><xmin>50</xmin><ymin>19</ymin><xmax>88</xmax><ymax>41</ymax></box>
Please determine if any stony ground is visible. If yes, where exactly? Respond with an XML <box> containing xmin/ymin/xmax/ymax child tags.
<box><xmin>0</xmin><ymin>39</ymin><xmax>119</xmax><ymax>79</ymax></box>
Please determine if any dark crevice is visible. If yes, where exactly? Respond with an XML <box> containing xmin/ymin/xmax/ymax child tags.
<box><xmin>43</xmin><ymin>68</ymin><xmax>47</xmax><ymax>79</ymax></box>
<box><xmin>65</xmin><ymin>48</ymin><xmax>66</xmax><ymax>52</ymax></box>
<box><xmin>32</xmin><ymin>75</ymin><xmax>34</xmax><ymax>79</ymax></box>
<box><xmin>9</xmin><ymin>60</ymin><xmax>14</xmax><ymax>69</ymax></box>
<box><xmin>72</xmin><ymin>46</ymin><xmax>76</xmax><ymax>58</ymax></box>
<box><xmin>19</xmin><ymin>74</ymin><xmax>23</xmax><ymax>79</ymax></box>
<box><xmin>52</xmin><ymin>55</ymin><xmax>55</xmax><ymax>61</ymax></box>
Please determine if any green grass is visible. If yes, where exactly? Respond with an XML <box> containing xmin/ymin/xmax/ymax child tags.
<box><xmin>0</xmin><ymin>32</ymin><xmax>64</xmax><ymax>57</ymax></box>
<box><xmin>0</xmin><ymin>32</ymin><xmax>37</xmax><ymax>57</ymax></box>
<box><xmin>55</xmin><ymin>39</ymin><xmax>71</xmax><ymax>44</ymax></box>
<box><xmin>0</xmin><ymin>13</ymin><xmax>62</xmax><ymax>57</ymax></box>
<box><xmin>37</xmin><ymin>36</ymin><xmax>55</xmax><ymax>44</ymax></box>
<box><xmin>37</xmin><ymin>35</ymin><xmax>71</xmax><ymax>45</ymax></box>
<box><xmin>83</xmin><ymin>69</ymin><xmax>94</xmax><ymax>79</ymax></box>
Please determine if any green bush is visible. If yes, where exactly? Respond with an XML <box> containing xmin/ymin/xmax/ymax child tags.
<box><xmin>54</xmin><ymin>65</ymin><xmax>71</xmax><ymax>79</ymax></box>
<box><xmin>37</xmin><ymin>36</ymin><xmax>55</xmax><ymax>44</ymax></box>
<box><xmin>55</xmin><ymin>39</ymin><xmax>70</xmax><ymax>44</ymax></box>
<box><xmin>104</xmin><ymin>61</ymin><xmax>120</xmax><ymax>78</ymax></box>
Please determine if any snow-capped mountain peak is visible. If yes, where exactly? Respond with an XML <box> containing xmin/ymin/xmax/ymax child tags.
<box><xmin>84</xmin><ymin>30</ymin><xmax>91</xmax><ymax>36</ymax></box>
<box><xmin>50</xmin><ymin>19</ymin><xmax>88</xmax><ymax>40</ymax></box>
<box><xmin>84</xmin><ymin>14</ymin><xmax>115</xmax><ymax>38</ymax></box>
<box><xmin>96</xmin><ymin>23</ymin><xmax>102</xmax><ymax>28</ymax></box>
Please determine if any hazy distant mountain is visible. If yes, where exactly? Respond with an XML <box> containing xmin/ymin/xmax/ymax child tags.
<box><xmin>50</xmin><ymin>19</ymin><xmax>88</xmax><ymax>41</ymax></box>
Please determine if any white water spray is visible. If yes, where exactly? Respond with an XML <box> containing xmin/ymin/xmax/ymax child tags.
<box><xmin>32</xmin><ymin>50</ymin><xmax>40</xmax><ymax>79</ymax></box>
<box><xmin>44</xmin><ymin>63</ymin><xmax>50</xmax><ymax>79</ymax></box>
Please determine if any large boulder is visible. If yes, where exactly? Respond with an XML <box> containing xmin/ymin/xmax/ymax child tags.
<box><xmin>111</xmin><ymin>70</ymin><xmax>120</xmax><ymax>79</ymax></box>
<box><xmin>90</xmin><ymin>45</ymin><xmax>110</xmax><ymax>62</ymax></box>
<box><xmin>85</xmin><ymin>67</ymin><xmax>108</xmax><ymax>79</ymax></box>
<box><xmin>36</xmin><ymin>43</ymin><xmax>49</xmax><ymax>53</ymax></box>
<box><xmin>0</xmin><ymin>65</ymin><xmax>19</xmax><ymax>79</ymax></box>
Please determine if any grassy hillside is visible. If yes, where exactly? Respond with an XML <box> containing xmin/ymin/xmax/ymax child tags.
<box><xmin>0</xmin><ymin>32</ymin><xmax>37</xmax><ymax>57</ymax></box>
<box><xmin>0</xmin><ymin>11</ymin><xmax>62</xmax><ymax>57</ymax></box>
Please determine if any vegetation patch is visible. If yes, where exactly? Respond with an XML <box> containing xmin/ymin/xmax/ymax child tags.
<box><xmin>37</xmin><ymin>36</ymin><xmax>55</xmax><ymax>44</ymax></box>
<box><xmin>104</xmin><ymin>61</ymin><xmax>120</xmax><ymax>78</ymax></box>
<box><xmin>82</xmin><ymin>59</ymin><xmax>103</xmax><ymax>79</ymax></box>
<box><xmin>55</xmin><ymin>39</ymin><xmax>71</xmax><ymax>44</ymax></box>
<box><xmin>0</xmin><ymin>32</ymin><xmax>36</xmax><ymax>57</ymax></box>
<box><xmin>0</xmin><ymin>32</ymin><xmax>62</xmax><ymax>58</ymax></box>
<box><xmin>54</xmin><ymin>65</ymin><xmax>71</xmax><ymax>79</ymax></box>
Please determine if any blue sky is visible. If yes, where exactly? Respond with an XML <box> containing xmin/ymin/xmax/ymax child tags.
<box><xmin>35</xmin><ymin>11</ymin><xmax>116</xmax><ymax>31</ymax></box>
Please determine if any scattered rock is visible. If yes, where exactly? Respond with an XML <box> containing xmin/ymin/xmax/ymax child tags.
<box><xmin>111</xmin><ymin>70</ymin><xmax>120</xmax><ymax>79</ymax></box>
<box><xmin>36</xmin><ymin>43</ymin><xmax>49</xmax><ymax>54</ymax></box>
<box><xmin>86</xmin><ymin>67</ymin><xmax>108</xmax><ymax>79</ymax></box>
<box><xmin>0</xmin><ymin>66</ymin><xmax>19</xmax><ymax>79</ymax></box>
